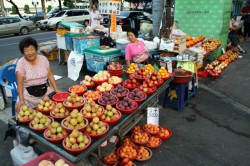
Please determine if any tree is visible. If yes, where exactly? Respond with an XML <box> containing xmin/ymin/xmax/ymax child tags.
<box><xmin>63</xmin><ymin>0</ymin><xmax>75</xmax><ymax>9</ymax></box>
<box><xmin>11</xmin><ymin>5</ymin><xmax>16</xmax><ymax>14</ymax></box>
<box><xmin>125</xmin><ymin>0</ymin><xmax>141</xmax><ymax>10</ymax></box>
<box><xmin>6</xmin><ymin>0</ymin><xmax>23</xmax><ymax>18</ymax></box>
<box><xmin>47</xmin><ymin>5</ymin><xmax>52</xmax><ymax>12</ymax></box>
<box><xmin>24</xmin><ymin>4</ymin><xmax>30</xmax><ymax>14</ymax></box>
<box><xmin>41</xmin><ymin>0</ymin><xmax>46</xmax><ymax>18</ymax></box>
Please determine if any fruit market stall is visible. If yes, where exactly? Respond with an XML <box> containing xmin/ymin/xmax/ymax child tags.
<box><xmin>8</xmin><ymin>64</ymin><xmax>173</xmax><ymax>164</ymax></box>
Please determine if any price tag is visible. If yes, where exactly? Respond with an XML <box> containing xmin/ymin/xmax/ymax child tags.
<box><xmin>147</xmin><ymin>107</ymin><xmax>159</xmax><ymax>125</ymax></box>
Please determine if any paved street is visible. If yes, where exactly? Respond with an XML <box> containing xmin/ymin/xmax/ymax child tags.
<box><xmin>0</xmin><ymin>36</ymin><xmax>249</xmax><ymax>166</ymax></box>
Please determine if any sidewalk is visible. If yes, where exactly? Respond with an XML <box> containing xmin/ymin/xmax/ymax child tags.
<box><xmin>1</xmin><ymin>41</ymin><xmax>250</xmax><ymax>166</ymax></box>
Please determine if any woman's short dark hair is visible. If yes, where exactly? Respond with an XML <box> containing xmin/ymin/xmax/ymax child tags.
<box><xmin>127</xmin><ymin>28</ymin><xmax>138</xmax><ymax>38</ymax></box>
<box><xmin>91</xmin><ymin>4</ymin><xmax>97</xmax><ymax>9</ymax></box>
<box><xmin>19</xmin><ymin>37</ymin><xmax>38</xmax><ymax>54</ymax></box>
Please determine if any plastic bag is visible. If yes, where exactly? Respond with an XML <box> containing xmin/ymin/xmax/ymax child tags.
<box><xmin>67</xmin><ymin>51</ymin><xmax>84</xmax><ymax>81</ymax></box>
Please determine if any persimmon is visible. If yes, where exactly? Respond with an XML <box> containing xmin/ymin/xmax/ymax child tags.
<box><xmin>147</xmin><ymin>136</ymin><xmax>161</xmax><ymax>147</ymax></box>
<box><xmin>118</xmin><ymin>146</ymin><xmax>137</xmax><ymax>159</ymax></box>
<box><xmin>137</xmin><ymin>146</ymin><xmax>150</xmax><ymax>160</ymax></box>
<box><xmin>144</xmin><ymin>124</ymin><xmax>160</xmax><ymax>134</ymax></box>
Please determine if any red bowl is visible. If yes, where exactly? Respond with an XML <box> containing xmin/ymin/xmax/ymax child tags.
<box><xmin>80</xmin><ymin>81</ymin><xmax>96</xmax><ymax>89</ymax></box>
<box><xmin>62</xmin><ymin>133</ymin><xmax>91</xmax><ymax>154</ymax></box>
<box><xmin>52</xmin><ymin>92</ymin><xmax>70</xmax><ymax>103</ymax></box>
<box><xmin>122</xmin><ymin>81</ymin><xmax>141</xmax><ymax>91</ymax></box>
<box><xmin>113</xmin><ymin>161</ymin><xmax>136</xmax><ymax>166</ymax></box>
<box><xmin>83</xmin><ymin>91</ymin><xmax>102</xmax><ymax>102</ymax></box>
<box><xmin>116</xmin><ymin>101</ymin><xmax>138</xmax><ymax>114</ymax></box>
<box><xmin>61</xmin><ymin>117</ymin><xmax>88</xmax><ymax>133</ymax></box>
<box><xmin>139</xmin><ymin>86</ymin><xmax>157</xmax><ymax>96</ymax></box>
<box><xmin>29</xmin><ymin>116</ymin><xmax>54</xmax><ymax>132</ymax></box>
<box><xmin>80</xmin><ymin>105</ymin><xmax>105</xmax><ymax>121</ymax></box>
<box><xmin>110</xmin><ymin>87</ymin><xmax>129</xmax><ymax>99</ymax></box>
<box><xmin>87</xmin><ymin>122</ymin><xmax>109</xmax><ymax>139</ymax></box>
<box><xmin>108</xmin><ymin>78</ymin><xmax>124</xmax><ymax>87</ymax></box>
<box><xmin>63</xmin><ymin>97</ymin><xmax>86</xmax><ymax>111</ymax></box>
<box><xmin>142</xmin><ymin>124</ymin><xmax>160</xmax><ymax>135</ymax></box>
<box><xmin>157</xmin><ymin>126</ymin><xmax>172</xmax><ymax>140</ymax></box>
<box><xmin>49</xmin><ymin>107</ymin><xmax>70</xmax><ymax>121</ymax></box>
<box><xmin>16</xmin><ymin>110</ymin><xmax>37</xmax><ymax>124</ymax></box>
<box><xmin>36</xmin><ymin>101</ymin><xmax>57</xmax><ymax>115</ymax></box>
<box><xmin>154</xmin><ymin>79</ymin><xmax>164</xmax><ymax>87</ymax></box>
<box><xmin>102</xmin><ymin>157</ymin><xmax>119</xmax><ymax>166</ymax></box>
<box><xmin>43</xmin><ymin>128</ymin><xmax>68</xmax><ymax>143</ymax></box>
<box><xmin>68</xmin><ymin>85</ymin><xmax>87</xmax><ymax>96</ymax></box>
<box><xmin>108</xmin><ymin>68</ymin><xmax>123</xmax><ymax>74</ymax></box>
<box><xmin>146</xmin><ymin>137</ymin><xmax>162</xmax><ymax>149</ymax></box>
<box><xmin>116</xmin><ymin>146</ymin><xmax>139</xmax><ymax>160</ymax></box>
<box><xmin>127</xmin><ymin>91</ymin><xmax>147</xmax><ymax>104</ymax></box>
<box><xmin>98</xmin><ymin>95</ymin><xmax>119</xmax><ymax>107</ymax></box>
<box><xmin>135</xmin><ymin>146</ymin><xmax>152</xmax><ymax>162</ymax></box>
<box><xmin>133</xmin><ymin>74</ymin><xmax>150</xmax><ymax>83</ymax></box>
<box><xmin>92</xmin><ymin>78</ymin><xmax>108</xmax><ymax>85</ymax></box>
<box><xmin>130</xmin><ymin>132</ymin><xmax>151</xmax><ymax>145</ymax></box>
<box><xmin>102</xmin><ymin>110</ymin><xmax>122</xmax><ymax>125</ymax></box>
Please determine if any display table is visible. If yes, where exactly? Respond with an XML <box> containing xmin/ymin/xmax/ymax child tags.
<box><xmin>8</xmin><ymin>75</ymin><xmax>173</xmax><ymax>163</ymax></box>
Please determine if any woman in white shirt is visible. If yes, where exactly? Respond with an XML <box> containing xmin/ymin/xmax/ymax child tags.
<box><xmin>89</xmin><ymin>4</ymin><xmax>102</xmax><ymax>28</ymax></box>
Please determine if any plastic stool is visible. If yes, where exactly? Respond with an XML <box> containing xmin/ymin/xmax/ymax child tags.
<box><xmin>163</xmin><ymin>83</ymin><xmax>189</xmax><ymax>112</ymax></box>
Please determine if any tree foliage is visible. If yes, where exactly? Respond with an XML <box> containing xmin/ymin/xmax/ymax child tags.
<box><xmin>6</xmin><ymin>0</ymin><xmax>23</xmax><ymax>18</ymax></box>
<box><xmin>11</xmin><ymin>5</ymin><xmax>17</xmax><ymax>14</ymax></box>
<box><xmin>47</xmin><ymin>5</ymin><xmax>52</xmax><ymax>12</ymax></box>
<box><xmin>63</xmin><ymin>0</ymin><xmax>75</xmax><ymax>9</ymax></box>
<box><xmin>24</xmin><ymin>4</ymin><xmax>30</xmax><ymax>14</ymax></box>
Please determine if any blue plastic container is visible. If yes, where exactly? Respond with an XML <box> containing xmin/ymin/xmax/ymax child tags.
<box><xmin>65</xmin><ymin>33</ymin><xmax>89</xmax><ymax>51</ymax></box>
<box><xmin>73</xmin><ymin>36</ymin><xmax>100</xmax><ymax>54</ymax></box>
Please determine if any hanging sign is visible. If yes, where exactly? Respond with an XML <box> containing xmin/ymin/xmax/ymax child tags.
<box><xmin>111</xmin><ymin>14</ymin><xmax>117</xmax><ymax>32</ymax></box>
<box><xmin>147</xmin><ymin>107</ymin><xmax>159</xmax><ymax>125</ymax></box>
<box><xmin>99</xmin><ymin>0</ymin><xmax>121</xmax><ymax>15</ymax></box>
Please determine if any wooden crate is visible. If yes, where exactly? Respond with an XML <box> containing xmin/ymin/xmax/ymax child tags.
<box><xmin>47</xmin><ymin>50</ymin><xmax>58</xmax><ymax>61</ymax></box>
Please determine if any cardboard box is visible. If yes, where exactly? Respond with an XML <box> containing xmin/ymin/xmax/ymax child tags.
<box><xmin>47</xmin><ymin>50</ymin><xmax>58</xmax><ymax>61</ymax></box>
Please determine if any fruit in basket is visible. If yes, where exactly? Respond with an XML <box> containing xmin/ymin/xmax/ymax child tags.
<box><xmin>84</xmin><ymin>91</ymin><xmax>101</xmax><ymax>101</ymax></box>
<box><xmin>65</xmin><ymin>129</ymin><xmax>90</xmax><ymax>149</ymax></box>
<box><xmin>158</xmin><ymin>127</ymin><xmax>170</xmax><ymax>138</ymax></box>
<box><xmin>128</xmin><ymin>88</ymin><xmax>146</xmax><ymax>100</ymax></box>
<box><xmin>51</xmin><ymin>103</ymin><xmax>70</xmax><ymax>118</ymax></box>
<box><xmin>132</xmin><ymin>126</ymin><xmax>143</xmax><ymax>133</ymax></box>
<box><xmin>136</xmin><ymin>146</ymin><xmax>150</xmax><ymax>160</ymax></box>
<box><xmin>98</xmin><ymin>92</ymin><xmax>118</xmax><ymax>105</ymax></box>
<box><xmin>123</xmin><ymin>75</ymin><xmax>140</xmax><ymax>89</ymax></box>
<box><xmin>17</xmin><ymin>105</ymin><xmax>36</xmax><ymax>121</ymax></box>
<box><xmin>133</xmin><ymin>67</ymin><xmax>150</xmax><ymax>79</ymax></box>
<box><xmin>65</xmin><ymin>92</ymin><xmax>84</xmax><ymax>107</ymax></box>
<box><xmin>63</xmin><ymin>109</ymin><xmax>86</xmax><ymax>129</ymax></box>
<box><xmin>111</xmin><ymin>84</ymin><xmax>129</xmax><ymax>98</ymax></box>
<box><xmin>132</xmin><ymin>131</ymin><xmax>150</xmax><ymax>144</ymax></box>
<box><xmin>108</xmin><ymin>76</ymin><xmax>122</xmax><ymax>84</ymax></box>
<box><xmin>140</xmin><ymin>83</ymin><xmax>154</xmax><ymax>93</ymax></box>
<box><xmin>81</xmin><ymin>100</ymin><xmax>103</xmax><ymax>117</ymax></box>
<box><xmin>143</xmin><ymin>124</ymin><xmax>160</xmax><ymax>134</ymax></box>
<box><xmin>55</xmin><ymin>159</ymin><xmax>69</xmax><ymax>166</ymax></box>
<box><xmin>108</xmin><ymin>64</ymin><xmax>122</xmax><ymax>70</ymax></box>
<box><xmin>158</xmin><ymin>66</ymin><xmax>170</xmax><ymax>78</ymax></box>
<box><xmin>92</xmin><ymin>71</ymin><xmax>110</xmax><ymax>82</ymax></box>
<box><xmin>38</xmin><ymin>160</ymin><xmax>54</xmax><ymax>166</ymax></box>
<box><xmin>118</xmin><ymin>145</ymin><xmax>138</xmax><ymax>159</ymax></box>
<box><xmin>145</xmin><ymin>71</ymin><xmax>163</xmax><ymax>86</ymax></box>
<box><xmin>96</xmin><ymin>82</ymin><xmax>113</xmax><ymax>92</ymax></box>
<box><xmin>37</xmin><ymin>96</ymin><xmax>56</xmax><ymax>111</ymax></box>
<box><xmin>118</xmin><ymin>97</ymin><xmax>137</xmax><ymax>110</ymax></box>
<box><xmin>45</xmin><ymin>122</ymin><xmax>68</xmax><ymax>139</ymax></box>
<box><xmin>127</xmin><ymin>63</ymin><xmax>138</xmax><ymax>74</ymax></box>
<box><xmin>31</xmin><ymin>112</ymin><xmax>52</xmax><ymax>129</ymax></box>
<box><xmin>146</xmin><ymin>136</ymin><xmax>161</xmax><ymax>147</ymax></box>
<box><xmin>103</xmin><ymin>151</ymin><xmax>120</xmax><ymax>164</ymax></box>
<box><xmin>81</xmin><ymin>75</ymin><xmax>95</xmax><ymax>86</ymax></box>
<box><xmin>123</xmin><ymin>137</ymin><xmax>136</xmax><ymax>146</ymax></box>
<box><xmin>85</xmin><ymin>117</ymin><xmax>107</xmax><ymax>135</ymax></box>
<box><xmin>144</xmin><ymin>64</ymin><xmax>155</xmax><ymax>74</ymax></box>
<box><xmin>101</xmin><ymin>105</ymin><xmax>120</xmax><ymax>121</ymax></box>
<box><xmin>69</xmin><ymin>85</ymin><xmax>86</xmax><ymax>94</ymax></box>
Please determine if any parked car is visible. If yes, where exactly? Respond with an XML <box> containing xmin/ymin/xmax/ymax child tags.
<box><xmin>46</xmin><ymin>9</ymin><xmax>90</xmax><ymax>30</ymax></box>
<box><xmin>0</xmin><ymin>16</ymin><xmax>36</xmax><ymax>36</ymax></box>
<box><xmin>116</xmin><ymin>11</ymin><xmax>152</xmax><ymax>31</ymax></box>
<box><xmin>46</xmin><ymin>7</ymin><xmax>69</xmax><ymax>18</ymax></box>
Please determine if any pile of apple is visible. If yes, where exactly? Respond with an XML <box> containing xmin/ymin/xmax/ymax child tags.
<box><xmin>37</xmin><ymin>96</ymin><xmax>56</xmax><ymax>111</ymax></box>
<box><xmin>157</xmin><ymin>66</ymin><xmax>170</xmax><ymax>79</ymax></box>
<box><xmin>126</xmin><ymin>63</ymin><xmax>138</xmax><ymax>74</ymax></box>
<box><xmin>17</xmin><ymin>105</ymin><xmax>36</xmax><ymax>122</ymax></box>
<box><xmin>92</xmin><ymin>71</ymin><xmax>110</xmax><ymax>82</ymax></box>
<box><xmin>111</xmin><ymin>84</ymin><xmax>129</xmax><ymax>98</ymax></box>
<box><xmin>50</xmin><ymin>103</ymin><xmax>70</xmax><ymax>118</ymax></box>
<box><xmin>85</xmin><ymin>117</ymin><xmax>107</xmax><ymax>135</ymax></box>
<box><xmin>100</xmin><ymin>105</ymin><xmax>120</xmax><ymax>122</ymax></box>
<box><xmin>144</xmin><ymin>64</ymin><xmax>155</xmax><ymax>74</ymax></box>
<box><xmin>62</xmin><ymin>109</ymin><xmax>86</xmax><ymax>130</ymax></box>
<box><xmin>108</xmin><ymin>76</ymin><xmax>123</xmax><ymax>85</ymax></box>
<box><xmin>133</xmin><ymin>67</ymin><xmax>150</xmax><ymax>79</ymax></box>
<box><xmin>96</xmin><ymin>82</ymin><xmax>113</xmax><ymax>92</ymax></box>
<box><xmin>122</xmin><ymin>75</ymin><xmax>140</xmax><ymax>89</ymax></box>
<box><xmin>81</xmin><ymin>100</ymin><xmax>103</xmax><ymax>118</ymax></box>
<box><xmin>64</xmin><ymin>92</ymin><xmax>85</xmax><ymax>107</ymax></box>
<box><xmin>117</xmin><ymin>97</ymin><xmax>137</xmax><ymax>110</ymax></box>
<box><xmin>64</xmin><ymin>129</ymin><xmax>90</xmax><ymax>149</ymax></box>
<box><xmin>145</xmin><ymin>71</ymin><xmax>163</xmax><ymax>86</ymax></box>
<box><xmin>30</xmin><ymin>112</ymin><xmax>52</xmax><ymax>129</ymax></box>
<box><xmin>81</xmin><ymin>75</ymin><xmax>95</xmax><ymax>86</ymax></box>
<box><xmin>98</xmin><ymin>92</ymin><xmax>118</xmax><ymax>105</ymax></box>
<box><xmin>44</xmin><ymin>122</ymin><xmax>68</xmax><ymax>140</ymax></box>
<box><xmin>128</xmin><ymin>88</ymin><xmax>146</xmax><ymax>101</ymax></box>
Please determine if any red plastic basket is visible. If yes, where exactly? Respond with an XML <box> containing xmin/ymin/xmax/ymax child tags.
<box><xmin>52</xmin><ymin>92</ymin><xmax>70</xmax><ymax>103</ymax></box>
<box><xmin>23</xmin><ymin>151</ymin><xmax>76</xmax><ymax>166</ymax></box>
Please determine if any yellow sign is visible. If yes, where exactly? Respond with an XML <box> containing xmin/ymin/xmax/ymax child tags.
<box><xmin>111</xmin><ymin>14</ymin><xmax>117</xmax><ymax>32</ymax></box>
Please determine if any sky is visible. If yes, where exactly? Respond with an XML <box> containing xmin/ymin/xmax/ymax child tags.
<box><xmin>3</xmin><ymin>0</ymin><xmax>61</xmax><ymax>8</ymax></box>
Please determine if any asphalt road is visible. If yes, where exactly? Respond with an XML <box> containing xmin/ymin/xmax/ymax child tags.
<box><xmin>0</xmin><ymin>30</ymin><xmax>57</xmax><ymax>66</ymax></box>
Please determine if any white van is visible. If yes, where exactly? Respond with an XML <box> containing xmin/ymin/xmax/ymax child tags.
<box><xmin>46</xmin><ymin>9</ymin><xmax>89</xmax><ymax>30</ymax></box>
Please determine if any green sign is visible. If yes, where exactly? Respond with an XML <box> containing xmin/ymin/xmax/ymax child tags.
<box><xmin>174</xmin><ymin>0</ymin><xmax>232</xmax><ymax>60</ymax></box>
